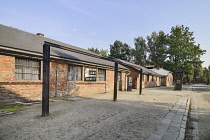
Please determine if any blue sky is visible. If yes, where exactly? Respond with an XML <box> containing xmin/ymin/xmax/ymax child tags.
<box><xmin>0</xmin><ymin>0</ymin><xmax>210</xmax><ymax>67</ymax></box>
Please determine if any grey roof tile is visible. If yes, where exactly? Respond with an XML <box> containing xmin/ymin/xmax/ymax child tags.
<box><xmin>151</xmin><ymin>68</ymin><xmax>172</xmax><ymax>76</ymax></box>
<box><xmin>115</xmin><ymin>59</ymin><xmax>161</xmax><ymax>76</ymax></box>
<box><xmin>0</xmin><ymin>24</ymin><xmax>127</xmax><ymax>70</ymax></box>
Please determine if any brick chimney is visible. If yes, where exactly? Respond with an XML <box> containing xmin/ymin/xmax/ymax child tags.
<box><xmin>36</xmin><ymin>33</ymin><xmax>44</xmax><ymax>37</ymax></box>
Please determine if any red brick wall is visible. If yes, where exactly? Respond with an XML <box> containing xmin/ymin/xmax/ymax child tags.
<box><xmin>0</xmin><ymin>54</ymin><xmax>128</xmax><ymax>100</ymax></box>
<box><xmin>0</xmin><ymin>55</ymin><xmax>15</xmax><ymax>81</ymax></box>
<box><xmin>66</xmin><ymin>69</ymin><xmax>126</xmax><ymax>96</ymax></box>
<box><xmin>128</xmin><ymin>68</ymin><xmax>140</xmax><ymax>89</ymax></box>
<box><xmin>0</xmin><ymin>55</ymin><xmax>42</xmax><ymax>101</ymax></box>
<box><xmin>165</xmin><ymin>73</ymin><xmax>173</xmax><ymax>86</ymax></box>
<box><xmin>49</xmin><ymin>61</ymin><xmax>68</xmax><ymax>97</ymax></box>
<box><xmin>142</xmin><ymin>74</ymin><xmax>161</xmax><ymax>88</ymax></box>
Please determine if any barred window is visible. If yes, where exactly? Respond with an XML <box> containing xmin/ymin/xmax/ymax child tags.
<box><xmin>98</xmin><ymin>69</ymin><xmax>106</xmax><ymax>81</ymax></box>
<box><xmin>15</xmin><ymin>58</ymin><xmax>41</xmax><ymax>80</ymax></box>
<box><xmin>85</xmin><ymin>68</ymin><xmax>96</xmax><ymax>81</ymax></box>
<box><xmin>68</xmin><ymin>65</ymin><xmax>82</xmax><ymax>81</ymax></box>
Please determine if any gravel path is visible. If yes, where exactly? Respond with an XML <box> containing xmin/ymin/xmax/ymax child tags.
<box><xmin>0</xmin><ymin>88</ymin><xmax>187</xmax><ymax>140</ymax></box>
<box><xmin>192</xmin><ymin>84</ymin><xmax>210</xmax><ymax>140</ymax></box>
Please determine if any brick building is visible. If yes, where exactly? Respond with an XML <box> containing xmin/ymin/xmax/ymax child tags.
<box><xmin>116</xmin><ymin>60</ymin><xmax>162</xmax><ymax>89</ymax></box>
<box><xmin>0</xmin><ymin>24</ymin><xmax>128</xmax><ymax>101</ymax></box>
<box><xmin>148</xmin><ymin>67</ymin><xmax>173</xmax><ymax>86</ymax></box>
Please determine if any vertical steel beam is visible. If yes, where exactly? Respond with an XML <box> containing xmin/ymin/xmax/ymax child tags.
<box><xmin>42</xmin><ymin>43</ymin><xmax>50</xmax><ymax>116</ymax></box>
<box><xmin>114</xmin><ymin>62</ymin><xmax>118</xmax><ymax>101</ymax></box>
<box><xmin>139</xmin><ymin>69</ymin><xmax>143</xmax><ymax>95</ymax></box>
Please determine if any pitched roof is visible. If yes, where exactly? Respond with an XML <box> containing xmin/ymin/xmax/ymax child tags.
<box><xmin>174</xmin><ymin>68</ymin><xmax>183</xmax><ymax>73</ymax></box>
<box><xmin>150</xmin><ymin>68</ymin><xmax>172</xmax><ymax>76</ymax></box>
<box><xmin>114</xmin><ymin>59</ymin><xmax>161</xmax><ymax>76</ymax></box>
<box><xmin>0</xmin><ymin>24</ymin><xmax>127</xmax><ymax>71</ymax></box>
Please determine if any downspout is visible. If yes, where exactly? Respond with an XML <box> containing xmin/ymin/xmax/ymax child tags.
<box><xmin>125</xmin><ymin>71</ymin><xmax>131</xmax><ymax>91</ymax></box>
<box><xmin>55</xmin><ymin>67</ymin><xmax>58</xmax><ymax>97</ymax></box>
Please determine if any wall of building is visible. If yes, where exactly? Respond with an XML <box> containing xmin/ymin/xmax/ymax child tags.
<box><xmin>128</xmin><ymin>68</ymin><xmax>140</xmax><ymax>89</ymax></box>
<box><xmin>142</xmin><ymin>74</ymin><xmax>161</xmax><ymax>88</ymax></box>
<box><xmin>124</xmin><ymin>67</ymin><xmax>162</xmax><ymax>89</ymax></box>
<box><xmin>161</xmin><ymin>73</ymin><xmax>173</xmax><ymax>86</ymax></box>
<box><xmin>166</xmin><ymin>73</ymin><xmax>173</xmax><ymax>86</ymax></box>
<box><xmin>49</xmin><ymin>61</ymin><xmax>126</xmax><ymax>96</ymax></box>
<box><xmin>0</xmin><ymin>54</ymin><xmax>42</xmax><ymax>101</ymax></box>
<box><xmin>0</xmin><ymin>54</ymin><xmax>127</xmax><ymax>101</ymax></box>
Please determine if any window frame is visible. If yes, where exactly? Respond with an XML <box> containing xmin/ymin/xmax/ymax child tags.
<box><xmin>98</xmin><ymin>69</ymin><xmax>106</xmax><ymax>81</ymax></box>
<box><xmin>68</xmin><ymin>64</ymin><xmax>82</xmax><ymax>81</ymax></box>
<box><xmin>84</xmin><ymin>67</ymin><xmax>97</xmax><ymax>81</ymax></box>
<box><xmin>15</xmin><ymin>57</ymin><xmax>41</xmax><ymax>80</ymax></box>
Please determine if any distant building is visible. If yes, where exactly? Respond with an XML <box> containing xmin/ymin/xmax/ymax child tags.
<box><xmin>148</xmin><ymin>67</ymin><xmax>173</xmax><ymax>86</ymax></box>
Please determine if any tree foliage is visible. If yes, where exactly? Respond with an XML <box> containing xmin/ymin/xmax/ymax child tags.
<box><xmin>165</xmin><ymin>25</ymin><xmax>206</xmax><ymax>83</ymax></box>
<box><xmin>133</xmin><ymin>36</ymin><xmax>148</xmax><ymax>66</ymax></box>
<box><xmin>107</xmin><ymin>25</ymin><xmax>206</xmax><ymax>83</ymax></box>
<box><xmin>203</xmin><ymin>66</ymin><xmax>210</xmax><ymax>84</ymax></box>
<box><xmin>88</xmin><ymin>47</ymin><xmax>108</xmax><ymax>57</ymax></box>
<box><xmin>147</xmin><ymin>31</ymin><xmax>168</xmax><ymax>67</ymax></box>
<box><xmin>109</xmin><ymin>40</ymin><xmax>132</xmax><ymax>62</ymax></box>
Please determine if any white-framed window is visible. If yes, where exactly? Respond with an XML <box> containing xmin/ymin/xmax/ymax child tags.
<box><xmin>15</xmin><ymin>58</ymin><xmax>41</xmax><ymax>80</ymax></box>
<box><xmin>85</xmin><ymin>68</ymin><xmax>96</xmax><ymax>81</ymax></box>
<box><xmin>98</xmin><ymin>69</ymin><xmax>106</xmax><ymax>81</ymax></box>
<box><xmin>68</xmin><ymin>65</ymin><xmax>82</xmax><ymax>81</ymax></box>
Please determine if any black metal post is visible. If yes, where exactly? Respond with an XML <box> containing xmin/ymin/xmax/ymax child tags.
<box><xmin>139</xmin><ymin>69</ymin><xmax>143</xmax><ymax>95</ymax></box>
<box><xmin>114</xmin><ymin>62</ymin><xmax>118</xmax><ymax>101</ymax></box>
<box><xmin>42</xmin><ymin>43</ymin><xmax>50</xmax><ymax>116</ymax></box>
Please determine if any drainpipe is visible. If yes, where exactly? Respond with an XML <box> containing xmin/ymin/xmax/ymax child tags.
<box><xmin>55</xmin><ymin>67</ymin><xmax>58</xmax><ymax>97</ymax></box>
<box><xmin>125</xmin><ymin>71</ymin><xmax>131</xmax><ymax>91</ymax></box>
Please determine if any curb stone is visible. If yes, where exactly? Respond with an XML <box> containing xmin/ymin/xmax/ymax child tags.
<box><xmin>146</xmin><ymin>97</ymin><xmax>191</xmax><ymax>140</ymax></box>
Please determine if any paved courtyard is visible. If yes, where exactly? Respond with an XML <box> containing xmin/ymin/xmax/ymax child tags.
<box><xmin>0</xmin><ymin>85</ymin><xmax>209</xmax><ymax>140</ymax></box>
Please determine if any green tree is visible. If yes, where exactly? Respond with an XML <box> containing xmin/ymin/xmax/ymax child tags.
<box><xmin>166</xmin><ymin>25</ymin><xmax>206</xmax><ymax>80</ymax></box>
<box><xmin>109</xmin><ymin>40</ymin><xmax>132</xmax><ymax>61</ymax></box>
<box><xmin>88</xmin><ymin>47</ymin><xmax>108</xmax><ymax>57</ymax></box>
<box><xmin>147</xmin><ymin>31</ymin><xmax>168</xmax><ymax>67</ymax></box>
<box><xmin>203</xmin><ymin>66</ymin><xmax>210</xmax><ymax>84</ymax></box>
<box><xmin>133</xmin><ymin>36</ymin><xmax>148</xmax><ymax>66</ymax></box>
<box><xmin>100</xmin><ymin>49</ymin><xmax>108</xmax><ymax>57</ymax></box>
